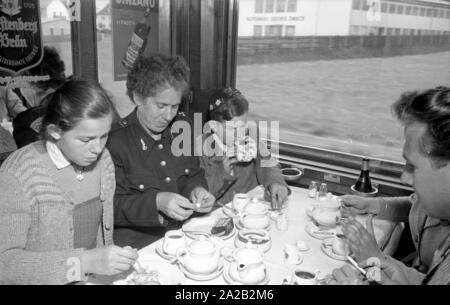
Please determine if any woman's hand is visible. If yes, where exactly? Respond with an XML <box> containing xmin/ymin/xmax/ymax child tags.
<box><xmin>190</xmin><ymin>187</ymin><xmax>215</xmax><ymax>213</ymax></box>
<box><xmin>156</xmin><ymin>192</ymin><xmax>195</xmax><ymax>221</ymax></box>
<box><xmin>341</xmin><ymin>215</ymin><xmax>384</xmax><ymax>263</ymax></box>
<box><xmin>81</xmin><ymin>245</ymin><xmax>138</xmax><ymax>276</ymax></box>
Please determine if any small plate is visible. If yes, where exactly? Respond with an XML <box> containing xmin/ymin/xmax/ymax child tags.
<box><xmin>223</xmin><ymin>262</ymin><xmax>270</xmax><ymax>285</ymax></box>
<box><xmin>114</xmin><ymin>258</ymin><xmax>185</xmax><ymax>285</ymax></box>
<box><xmin>320</xmin><ymin>240</ymin><xmax>347</xmax><ymax>261</ymax></box>
<box><xmin>305</xmin><ymin>222</ymin><xmax>337</xmax><ymax>240</ymax></box>
<box><xmin>235</xmin><ymin>219</ymin><xmax>272</xmax><ymax>231</ymax></box>
<box><xmin>182</xmin><ymin>216</ymin><xmax>236</xmax><ymax>240</ymax></box>
<box><xmin>178</xmin><ymin>259</ymin><xmax>224</xmax><ymax>281</ymax></box>
<box><xmin>155</xmin><ymin>239</ymin><xmax>176</xmax><ymax>261</ymax></box>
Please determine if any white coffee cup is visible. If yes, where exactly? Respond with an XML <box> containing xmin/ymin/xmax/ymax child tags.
<box><xmin>233</xmin><ymin>193</ymin><xmax>250</xmax><ymax>212</ymax></box>
<box><xmin>162</xmin><ymin>230</ymin><xmax>187</xmax><ymax>256</ymax></box>
<box><xmin>291</xmin><ymin>269</ymin><xmax>318</xmax><ymax>285</ymax></box>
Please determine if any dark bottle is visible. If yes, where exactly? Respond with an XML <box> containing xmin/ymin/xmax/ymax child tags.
<box><xmin>122</xmin><ymin>9</ymin><xmax>151</xmax><ymax>70</ymax></box>
<box><xmin>354</xmin><ymin>158</ymin><xmax>373</xmax><ymax>193</ymax></box>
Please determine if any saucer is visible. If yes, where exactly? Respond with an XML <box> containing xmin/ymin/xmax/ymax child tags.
<box><xmin>305</xmin><ymin>222</ymin><xmax>337</xmax><ymax>240</ymax></box>
<box><xmin>223</xmin><ymin>263</ymin><xmax>270</xmax><ymax>285</ymax></box>
<box><xmin>222</xmin><ymin>204</ymin><xmax>242</xmax><ymax>218</ymax></box>
<box><xmin>182</xmin><ymin>216</ymin><xmax>236</xmax><ymax>240</ymax></box>
<box><xmin>155</xmin><ymin>239</ymin><xmax>177</xmax><ymax>261</ymax></box>
<box><xmin>178</xmin><ymin>260</ymin><xmax>224</xmax><ymax>281</ymax></box>
<box><xmin>236</xmin><ymin>219</ymin><xmax>272</xmax><ymax>231</ymax></box>
<box><xmin>114</xmin><ymin>258</ymin><xmax>185</xmax><ymax>285</ymax></box>
<box><xmin>320</xmin><ymin>240</ymin><xmax>347</xmax><ymax>261</ymax></box>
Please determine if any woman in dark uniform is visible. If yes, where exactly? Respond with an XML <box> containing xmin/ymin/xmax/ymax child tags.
<box><xmin>107</xmin><ymin>54</ymin><xmax>215</xmax><ymax>249</ymax></box>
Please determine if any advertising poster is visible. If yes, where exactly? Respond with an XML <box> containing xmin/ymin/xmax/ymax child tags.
<box><xmin>0</xmin><ymin>0</ymin><xmax>43</xmax><ymax>75</ymax></box>
<box><xmin>111</xmin><ymin>0</ymin><xmax>159</xmax><ymax>81</ymax></box>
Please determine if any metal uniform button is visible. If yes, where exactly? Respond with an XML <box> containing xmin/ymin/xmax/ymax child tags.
<box><xmin>161</xmin><ymin>161</ymin><xmax>166</xmax><ymax>166</ymax></box>
<box><xmin>105</xmin><ymin>223</ymin><xmax>111</xmax><ymax>231</ymax></box>
<box><xmin>165</xmin><ymin>177</ymin><xmax>171</xmax><ymax>183</ymax></box>
<box><xmin>158</xmin><ymin>144</ymin><xmax>164</xmax><ymax>150</ymax></box>
<box><xmin>139</xmin><ymin>184</ymin><xmax>144</xmax><ymax>190</ymax></box>
<box><xmin>184</xmin><ymin>168</ymin><xmax>189</xmax><ymax>174</ymax></box>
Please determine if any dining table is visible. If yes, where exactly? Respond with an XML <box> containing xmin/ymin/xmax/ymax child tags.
<box><xmin>87</xmin><ymin>185</ymin><xmax>402</xmax><ymax>285</ymax></box>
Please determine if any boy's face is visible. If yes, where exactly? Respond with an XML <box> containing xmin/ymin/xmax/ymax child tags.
<box><xmin>217</xmin><ymin>113</ymin><xmax>248</xmax><ymax>147</ymax></box>
<box><xmin>400</xmin><ymin>122</ymin><xmax>450</xmax><ymax>219</ymax></box>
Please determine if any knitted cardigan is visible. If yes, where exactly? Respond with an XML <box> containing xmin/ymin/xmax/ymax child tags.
<box><xmin>0</xmin><ymin>141</ymin><xmax>115</xmax><ymax>285</ymax></box>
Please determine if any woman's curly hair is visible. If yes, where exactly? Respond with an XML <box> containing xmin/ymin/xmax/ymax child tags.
<box><xmin>126</xmin><ymin>54</ymin><xmax>190</xmax><ymax>102</ymax></box>
<box><xmin>392</xmin><ymin>86</ymin><xmax>450</xmax><ymax>162</ymax></box>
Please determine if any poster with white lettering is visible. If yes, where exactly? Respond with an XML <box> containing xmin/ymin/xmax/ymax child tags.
<box><xmin>0</xmin><ymin>0</ymin><xmax>43</xmax><ymax>74</ymax></box>
<box><xmin>112</xmin><ymin>0</ymin><xmax>159</xmax><ymax>81</ymax></box>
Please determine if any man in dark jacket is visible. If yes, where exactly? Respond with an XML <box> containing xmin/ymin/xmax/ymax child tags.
<box><xmin>107</xmin><ymin>54</ymin><xmax>215</xmax><ymax>249</ymax></box>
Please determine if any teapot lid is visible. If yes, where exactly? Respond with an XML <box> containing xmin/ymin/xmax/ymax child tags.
<box><xmin>189</xmin><ymin>239</ymin><xmax>216</xmax><ymax>254</ymax></box>
<box><xmin>235</xmin><ymin>243</ymin><xmax>263</xmax><ymax>263</ymax></box>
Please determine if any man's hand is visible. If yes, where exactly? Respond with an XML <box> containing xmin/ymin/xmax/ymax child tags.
<box><xmin>190</xmin><ymin>187</ymin><xmax>215</xmax><ymax>213</ymax></box>
<box><xmin>341</xmin><ymin>216</ymin><xmax>384</xmax><ymax>263</ymax></box>
<box><xmin>265</xmin><ymin>183</ymin><xmax>289</xmax><ymax>210</ymax></box>
<box><xmin>373</xmin><ymin>258</ymin><xmax>413</xmax><ymax>285</ymax></box>
<box><xmin>329</xmin><ymin>265</ymin><xmax>367</xmax><ymax>285</ymax></box>
<box><xmin>156</xmin><ymin>192</ymin><xmax>195</xmax><ymax>221</ymax></box>
<box><xmin>340</xmin><ymin>195</ymin><xmax>381</xmax><ymax>217</ymax></box>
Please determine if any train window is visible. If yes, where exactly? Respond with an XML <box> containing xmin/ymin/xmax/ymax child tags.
<box><xmin>235</xmin><ymin>0</ymin><xmax>450</xmax><ymax>162</ymax></box>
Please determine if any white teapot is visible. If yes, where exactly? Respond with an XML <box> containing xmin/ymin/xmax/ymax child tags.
<box><xmin>176</xmin><ymin>237</ymin><xmax>222</xmax><ymax>275</ymax></box>
<box><xmin>312</xmin><ymin>206</ymin><xmax>341</xmax><ymax>227</ymax></box>
<box><xmin>240</xmin><ymin>201</ymin><xmax>270</xmax><ymax>230</ymax></box>
<box><xmin>223</xmin><ymin>243</ymin><xmax>267</xmax><ymax>284</ymax></box>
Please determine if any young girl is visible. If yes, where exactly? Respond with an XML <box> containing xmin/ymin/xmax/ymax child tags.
<box><xmin>0</xmin><ymin>80</ymin><xmax>138</xmax><ymax>284</ymax></box>
<box><xmin>199</xmin><ymin>87</ymin><xmax>290</xmax><ymax>207</ymax></box>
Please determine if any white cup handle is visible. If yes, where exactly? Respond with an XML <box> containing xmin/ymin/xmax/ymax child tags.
<box><xmin>220</xmin><ymin>247</ymin><xmax>234</xmax><ymax>262</ymax></box>
<box><xmin>176</xmin><ymin>248</ymin><xmax>188</xmax><ymax>262</ymax></box>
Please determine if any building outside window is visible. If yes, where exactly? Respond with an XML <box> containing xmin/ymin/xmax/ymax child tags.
<box><xmin>420</xmin><ymin>7</ymin><xmax>426</xmax><ymax>16</ymax></box>
<box><xmin>276</xmin><ymin>0</ymin><xmax>286</xmax><ymax>13</ymax></box>
<box><xmin>237</xmin><ymin>0</ymin><xmax>450</xmax><ymax>162</ymax></box>
<box><xmin>254</xmin><ymin>25</ymin><xmax>263</xmax><ymax>36</ymax></box>
<box><xmin>266</xmin><ymin>0</ymin><xmax>274</xmax><ymax>13</ymax></box>
<box><xmin>405</xmin><ymin>6</ymin><xmax>412</xmax><ymax>15</ymax></box>
<box><xmin>285</xmin><ymin>25</ymin><xmax>295</xmax><ymax>36</ymax></box>
<box><xmin>265</xmin><ymin>25</ymin><xmax>283</xmax><ymax>36</ymax></box>
<box><xmin>389</xmin><ymin>4</ymin><xmax>396</xmax><ymax>14</ymax></box>
<box><xmin>381</xmin><ymin>2</ymin><xmax>388</xmax><ymax>13</ymax></box>
<box><xmin>396</xmin><ymin>4</ymin><xmax>404</xmax><ymax>14</ymax></box>
<box><xmin>287</xmin><ymin>0</ymin><xmax>297</xmax><ymax>12</ymax></box>
<box><xmin>255</xmin><ymin>0</ymin><xmax>264</xmax><ymax>13</ymax></box>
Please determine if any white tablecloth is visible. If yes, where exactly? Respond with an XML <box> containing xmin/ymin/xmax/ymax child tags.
<box><xmin>88</xmin><ymin>186</ymin><xmax>399</xmax><ymax>285</ymax></box>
